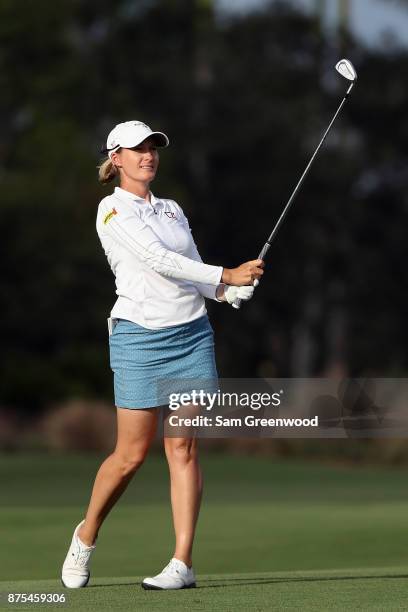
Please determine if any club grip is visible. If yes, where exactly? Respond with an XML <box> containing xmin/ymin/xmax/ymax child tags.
<box><xmin>258</xmin><ymin>243</ymin><xmax>271</xmax><ymax>260</ymax></box>
<box><xmin>231</xmin><ymin>243</ymin><xmax>269</xmax><ymax>310</ymax></box>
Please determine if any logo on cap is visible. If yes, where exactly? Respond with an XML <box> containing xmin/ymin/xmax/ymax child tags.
<box><xmin>133</xmin><ymin>121</ymin><xmax>150</xmax><ymax>130</ymax></box>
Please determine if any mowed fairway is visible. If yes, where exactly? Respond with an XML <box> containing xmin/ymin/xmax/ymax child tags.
<box><xmin>1</xmin><ymin>451</ymin><xmax>408</xmax><ymax>610</ymax></box>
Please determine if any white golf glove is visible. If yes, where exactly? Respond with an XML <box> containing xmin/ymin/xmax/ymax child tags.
<box><xmin>224</xmin><ymin>285</ymin><xmax>255</xmax><ymax>305</ymax></box>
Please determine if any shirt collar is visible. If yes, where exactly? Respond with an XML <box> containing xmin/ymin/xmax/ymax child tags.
<box><xmin>114</xmin><ymin>186</ymin><xmax>162</xmax><ymax>208</ymax></box>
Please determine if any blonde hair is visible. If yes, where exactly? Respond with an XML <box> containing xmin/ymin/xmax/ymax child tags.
<box><xmin>97</xmin><ymin>157</ymin><xmax>119</xmax><ymax>184</ymax></box>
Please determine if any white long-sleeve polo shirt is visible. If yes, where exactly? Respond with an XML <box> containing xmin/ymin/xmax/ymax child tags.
<box><xmin>96</xmin><ymin>186</ymin><xmax>223</xmax><ymax>329</ymax></box>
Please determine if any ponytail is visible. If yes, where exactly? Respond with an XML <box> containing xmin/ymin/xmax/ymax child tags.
<box><xmin>97</xmin><ymin>157</ymin><xmax>119</xmax><ymax>184</ymax></box>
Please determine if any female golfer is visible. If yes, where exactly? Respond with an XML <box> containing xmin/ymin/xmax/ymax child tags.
<box><xmin>61</xmin><ymin>120</ymin><xmax>264</xmax><ymax>590</ymax></box>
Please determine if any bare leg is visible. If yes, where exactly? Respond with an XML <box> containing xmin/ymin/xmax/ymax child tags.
<box><xmin>164</xmin><ymin>433</ymin><xmax>203</xmax><ymax>568</ymax></box>
<box><xmin>77</xmin><ymin>407</ymin><xmax>158</xmax><ymax>546</ymax></box>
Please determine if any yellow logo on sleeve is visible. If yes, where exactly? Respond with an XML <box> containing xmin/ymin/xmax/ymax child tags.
<box><xmin>103</xmin><ymin>207</ymin><xmax>118</xmax><ymax>224</ymax></box>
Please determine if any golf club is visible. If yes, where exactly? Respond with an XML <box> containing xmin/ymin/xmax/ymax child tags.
<box><xmin>232</xmin><ymin>58</ymin><xmax>358</xmax><ymax>310</ymax></box>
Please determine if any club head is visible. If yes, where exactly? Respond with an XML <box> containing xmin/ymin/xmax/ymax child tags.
<box><xmin>335</xmin><ymin>59</ymin><xmax>357</xmax><ymax>82</ymax></box>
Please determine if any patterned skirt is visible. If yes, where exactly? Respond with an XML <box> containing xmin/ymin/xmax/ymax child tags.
<box><xmin>109</xmin><ymin>314</ymin><xmax>218</xmax><ymax>409</ymax></box>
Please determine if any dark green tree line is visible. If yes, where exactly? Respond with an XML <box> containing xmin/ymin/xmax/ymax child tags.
<box><xmin>1</xmin><ymin>0</ymin><xmax>408</xmax><ymax>412</ymax></box>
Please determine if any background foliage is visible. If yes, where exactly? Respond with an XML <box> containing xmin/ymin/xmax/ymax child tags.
<box><xmin>1</xmin><ymin>0</ymin><xmax>408</xmax><ymax>415</ymax></box>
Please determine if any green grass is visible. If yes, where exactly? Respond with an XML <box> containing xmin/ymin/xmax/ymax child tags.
<box><xmin>1</xmin><ymin>568</ymin><xmax>408</xmax><ymax>611</ymax></box>
<box><xmin>1</xmin><ymin>451</ymin><xmax>408</xmax><ymax>610</ymax></box>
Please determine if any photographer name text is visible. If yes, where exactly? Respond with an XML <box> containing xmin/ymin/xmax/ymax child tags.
<box><xmin>168</xmin><ymin>415</ymin><xmax>319</xmax><ymax>428</ymax></box>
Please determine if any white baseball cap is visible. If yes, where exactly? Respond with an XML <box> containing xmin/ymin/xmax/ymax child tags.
<box><xmin>101</xmin><ymin>120</ymin><xmax>169</xmax><ymax>157</ymax></box>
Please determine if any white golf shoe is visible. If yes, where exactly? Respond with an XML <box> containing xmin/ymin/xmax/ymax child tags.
<box><xmin>142</xmin><ymin>557</ymin><xmax>196</xmax><ymax>590</ymax></box>
<box><xmin>61</xmin><ymin>520</ymin><xmax>96</xmax><ymax>588</ymax></box>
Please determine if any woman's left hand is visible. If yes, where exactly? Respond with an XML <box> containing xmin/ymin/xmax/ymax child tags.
<box><xmin>224</xmin><ymin>285</ymin><xmax>255</xmax><ymax>305</ymax></box>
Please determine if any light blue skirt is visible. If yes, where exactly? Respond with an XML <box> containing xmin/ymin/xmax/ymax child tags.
<box><xmin>109</xmin><ymin>314</ymin><xmax>219</xmax><ymax>409</ymax></box>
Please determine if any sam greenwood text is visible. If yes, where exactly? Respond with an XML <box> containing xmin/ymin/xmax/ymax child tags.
<box><xmin>167</xmin><ymin>415</ymin><xmax>319</xmax><ymax>427</ymax></box>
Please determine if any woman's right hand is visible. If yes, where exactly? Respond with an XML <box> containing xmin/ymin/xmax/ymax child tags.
<box><xmin>221</xmin><ymin>259</ymin><xmax>264</xmax><ymax>286</ymax></box>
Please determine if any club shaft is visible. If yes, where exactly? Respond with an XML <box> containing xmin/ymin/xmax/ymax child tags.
<box><xmin>265</xmin><ymin>81</ymin><xmax>354</xmax><ymax>248</ymax></box>
<box><xmin>232</xmin><ymin>81</ymin><xmax>355</xmax><ymax>310</ymax></box>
